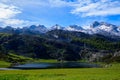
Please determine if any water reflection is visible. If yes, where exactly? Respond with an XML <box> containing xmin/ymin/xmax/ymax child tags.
<box><xmin>12</xmin><ymin>62</ymin><xmax>100</xmax><ymax>69</ymax></box>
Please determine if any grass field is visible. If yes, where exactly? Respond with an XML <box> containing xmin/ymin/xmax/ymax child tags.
<box><xmin>33</xmin><ymin>59</ymin><xmax>58</xmax><ymax>63</ymax></box>
<box><xmin>0</xmin><ymin>61</ymin><xmax>11</xmax><ymax>68</ymax></box>
<box><xmin>0</xmin><ymin>63</ymin><xmax>120</xmax><ymax>80</ymax></box>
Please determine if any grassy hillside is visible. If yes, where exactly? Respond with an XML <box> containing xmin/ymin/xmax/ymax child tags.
<box><xmin>0</xmin><ymin>53</ymin><xmax>33</xmax><ymax>68</ymax></box>
<box><xmin>0</xmin><ymin>63</ymin><xmax>120</xmax><ymax>80</ymax></box>
<box><xmin>0</xmin><ymin>61</ymin><xmax>11</xmax><ymax>68</ymax></box>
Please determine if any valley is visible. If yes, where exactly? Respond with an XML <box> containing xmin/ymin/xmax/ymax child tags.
<box><xmin>0</xmin><ymin>21</ymin><xmax>120</xmax><ymax>80</ymax></box>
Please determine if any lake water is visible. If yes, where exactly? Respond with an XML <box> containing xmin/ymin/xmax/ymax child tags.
<box><xmin>12</xmin><ymin>62</ymin><xmax>101</xmax><ymax>69</ymax></box>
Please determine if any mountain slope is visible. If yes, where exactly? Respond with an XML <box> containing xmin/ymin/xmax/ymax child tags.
<box><xmin>87</xmin><ymin>21</ymin><xmax>120</xmax><ymax>37</ymax></box>
<box><xmin>0</xmin><ymin>29</ymin><xmax>120</xmax><ymax>62</ymax></box>
<box><xmin>65</xmin><ymin>25</ymin><xmax>85</xmax><ymax>32</ymax></box>
<box><xmin>24</xmin><ymin>25</ymin><xmax>48</xmax><ymax>33</ymax></box>
<box><xmin>50</xmin><ymin>24</ymin><xmax>64</xmax><ymax>30</ymax></box>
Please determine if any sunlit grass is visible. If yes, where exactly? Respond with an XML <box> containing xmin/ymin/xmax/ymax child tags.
<box><xmin>0</xmin><ymin>63</ymin><xmax>120</xmax><ymax>80</ymax></box>
<box><xmin>33</xmin><ymin>59</ymin><xmax>58</xmax><ymax>63</ymax></box>
<box><xmin>0</xmin><ymin>61</ymin><xmax>11</xmax><ymax>68</ymax></box>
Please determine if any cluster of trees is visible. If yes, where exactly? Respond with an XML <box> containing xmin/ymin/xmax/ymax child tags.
<box><xmin>71</xmin><ymin>37</ymin><xmax>120</xmax><ymax>50</ymax></box>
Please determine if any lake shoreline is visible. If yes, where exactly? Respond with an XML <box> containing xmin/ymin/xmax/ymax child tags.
<box><xmin>10</xmin><ymin>62</ymin><xmax>101</xmax><ymax>69</ymax></box>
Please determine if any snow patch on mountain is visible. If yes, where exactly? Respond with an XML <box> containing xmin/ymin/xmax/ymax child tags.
<box><xmin>28</xmin><ymin>25</ymin><xmax>48</xmax><ymax>33</ymax></box>
<box><xmin>65</xmin><ymin>25</ymin><xmax>85</xmax><ymax>32</ymax></box>
<box><xmin>51</xmin><ymin>24</ymin><xmax>64</xmax><ymax>30</ymax></box>
<box><xmin>0</xmin><ymin>21</ymin><xmax>120</xmax><ymax>37</ymax></box>
<box><xmin>87</xmin><ymin>21</ymin><xmax>120</xmax><ymax>36</ymax></box>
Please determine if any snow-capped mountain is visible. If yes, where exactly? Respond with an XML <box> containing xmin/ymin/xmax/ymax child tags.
<box><xmin>65</xmin><ymin>25</ymin><xmax>85</xmax><ymax>32</ymax></box>
<box><xmin>87</xmin><ymin>21</ymin><xmax>120</xmax><ymax>37</ymax></box>
<box><xmin>0</xmin><ymin>26</ymin><xmax>14</xmax><ymax>33</ymax></box>
<box><xmin>27</xmin><ymin>25</ymin><xmax>48</xmax><ymax>33</ymax></box>
<box><xmin>50</xmin><ymin>24</ymin><xmax>64</xmax><ymax>30</ymax></box>
<box><xmin>0</xmin><ymin>21</ymin><xmax>120</xmax><ymax>37</ymax></box>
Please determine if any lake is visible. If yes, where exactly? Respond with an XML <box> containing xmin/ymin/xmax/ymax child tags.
<box><xmin>12</xmin><ymin>62</ymin><xmax>101</xmax><ymax>69</ymax></box>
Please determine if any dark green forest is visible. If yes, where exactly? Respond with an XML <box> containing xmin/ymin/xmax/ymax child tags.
<box><xmin>0</xmin><ymin>30</ymin><xmax>120</xmax><ymax>63</ymax></box>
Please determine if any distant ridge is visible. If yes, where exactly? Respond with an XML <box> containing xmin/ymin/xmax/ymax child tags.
<box><xmin>0</xmin><ymin>21</ymin><xmax>120</xmax><ymax>37</ymax></box>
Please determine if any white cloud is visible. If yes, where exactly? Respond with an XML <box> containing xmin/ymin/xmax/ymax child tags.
<box><xmin>0</xmin><ymin>3</ymin><xmax>29</xmax><ymax>28</ymax></box>
<box><xmin>1</xmin><ymin>0</ymin><xmax>120</xmax><ymax>28</ymax></box>
<box><xmin>70</xmin><ymin>0</ymin><xmax>120</xmax><ymax>17</ymax></box>
<box><xmin>0</xmin><ymin>19</ymin><xmax>30</xmax><ymax>28</ymax></box>
<box><xmin>1</xmin><ymin>0</ymin><xmax>120</xmax><ymax>18</ymax></box>
<box><xmin>48</xmin><ymin>0</ymin><xmax>72</xmax><ymax>7</ymax></box>
<box><xmin>1</xmin><ymin>0</ymin><xmax>75</xmax><ymax>8</ymax></box>
<box><xmin>0</xmin><ymin>3</ymin><xmax>21</xmax><ymax>19</ymax></box>
<box><xmin>0</xmin><ymin>0</ymin><xmax>74</xmax><ymax>28</ymax></box>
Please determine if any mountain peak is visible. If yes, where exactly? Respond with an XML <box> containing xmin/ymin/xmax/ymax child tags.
<box><xmin>65</xmin><ymin>25</ymin><xmax>84</xmax><ymax>32</ymax></box>
<box><xmin>51</xmin><ymin>24</ymin><xmax>63</xmax><ymax>30</ymax></box>
<box><xmin>69</xmin><ymin>25</ymin><xmax>83</xmax><ymax>29</ymax></box>
<box><xmin>90</xmin><ymin>21</ymin><xmax>100</xmax><ymax>28</ymax></box>
<box><xmin>38</xmin><ymin>25</ymin><xmax>46</xmax><ymax>28</ymax></box>
<box><xmin>27</xmin><ymin>25</ymin><xmax>47</xmax><ymax>33</ymax></box>
<box><xmin>89</xmin><ymin>21</ymin><xmax>120</xmax><ymax>37</ymax></box>
<box><xmin>29</xmin><ymin>25</ymin><xmax>37</xmax><ymax>29</ymax></box>
<box><xmin>91</xmin><ymin>21</ymin><xmax>117</xmax><ymax>28</ymax></box>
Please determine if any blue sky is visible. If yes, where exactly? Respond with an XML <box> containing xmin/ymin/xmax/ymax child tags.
<box><xmin>0</xmin><ymin>0</ymin><xmax>120</xmax><ymax>28</ymax></box>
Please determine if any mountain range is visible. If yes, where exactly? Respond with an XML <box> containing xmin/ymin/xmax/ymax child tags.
<box><xmin>0</xmin><ymin>21</ymin><xmax>120</xmax><ymax>62</ymax></box>
<box><xmin>0</xmin><ymin>21</ymin><xmax>120</xmax><ymax>37</ymax></box>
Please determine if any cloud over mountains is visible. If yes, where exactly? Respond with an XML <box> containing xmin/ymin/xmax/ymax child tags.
<box><xmin>0</xmin><ymin>0</ymin><xmax>120</xmax><ymax>27</ymax></box>
<box><xmin>71</xmin><ymin>0</ymin><xmax>120</xmax><ymax>17</ymax></box>
<box><xmin>0</xmin><ymin>3</ymin><xmax>29</xmax><ymax>27</ymax></box>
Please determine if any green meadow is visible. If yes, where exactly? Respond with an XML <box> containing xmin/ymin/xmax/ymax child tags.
<box><xmin>0</xmin><ymin>63</ymin><xmax>120</xmax><ymax>80</ymax></box>
<box><xmin>0</xmin><ymin>61</ymin><xmax>11</xmax><ymax>68</ymax></box>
